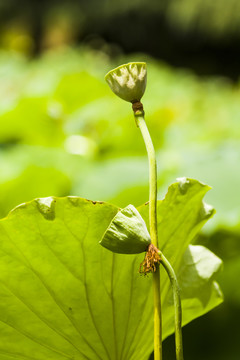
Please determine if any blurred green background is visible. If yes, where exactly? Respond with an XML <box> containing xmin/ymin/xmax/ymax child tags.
<box><xmin>0</xmin><ymin>1</ymin><xmax>239</xmax><ymax>359</ymax></box>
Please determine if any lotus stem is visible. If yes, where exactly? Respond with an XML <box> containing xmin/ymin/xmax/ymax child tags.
<box><xmin>135</xmin><ymin>111</ymin><xmax>162</xmax><ymax>360</ymax></box>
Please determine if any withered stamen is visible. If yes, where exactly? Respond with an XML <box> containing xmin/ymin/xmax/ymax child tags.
<box><xmin>139</xmin><ymin>243</ymin><xmax>161</xmax><ymax>275</ymax></box>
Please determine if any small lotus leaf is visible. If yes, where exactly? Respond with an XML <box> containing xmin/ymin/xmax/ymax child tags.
<box><xmin>99</xmin><ymin>204</ymin><xmax>151</xmax><ymax>254</ymax></box>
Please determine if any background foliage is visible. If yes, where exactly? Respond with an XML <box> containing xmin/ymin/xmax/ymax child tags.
<box><xmin>0</xmin><ymin>47</ymin><xmax>239</xmax><ymax>359</ymax></box>
<box><xmin>1</xmin><ymin>0</ymin><xmax>240</xmax><ymax>78</ymax></box>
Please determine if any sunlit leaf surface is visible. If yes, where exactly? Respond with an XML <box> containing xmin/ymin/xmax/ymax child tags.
<box><xmin>0</xmin><ymin>179</ymin><xmax>222</xmax><ymax>359</ymax></box>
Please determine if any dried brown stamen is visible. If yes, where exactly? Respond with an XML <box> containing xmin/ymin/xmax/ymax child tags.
<box><xmin>139</xmin><ymin>243</ymin><xmax>161</xmax><ymax>275</ymax></box>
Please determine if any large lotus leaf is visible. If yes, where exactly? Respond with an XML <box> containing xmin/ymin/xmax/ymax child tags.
<box><xmin>0</xmin><ymin>178</ymin><xmax>222</xmax><ymax>360</ymax></box>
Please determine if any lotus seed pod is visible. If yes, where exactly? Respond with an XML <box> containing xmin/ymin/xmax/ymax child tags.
<box><xmin>99</xmin><ymin>204</ymin><xmax>151</xmax><ymax>254</ymax></box>
<box><xmin>105</xmin><ymin>62</ymin><xmax>147</xmax><ymax>103</ymax></box>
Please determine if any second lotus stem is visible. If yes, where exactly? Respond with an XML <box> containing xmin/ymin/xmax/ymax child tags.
<box><xmin>159</xmin><ymin>251</ymin><xmax>184</xmax><ymax>360</ymax></box>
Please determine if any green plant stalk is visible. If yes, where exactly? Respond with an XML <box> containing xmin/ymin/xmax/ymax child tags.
<box><xmin>159</xmin><ymin>251</ymin><xmax>184</xmax><ymax>360</ymax></box>
<box><xmin>135</xmin><ymin>113</ymin><xmax>162</xmax><ymax>360</ymax></box>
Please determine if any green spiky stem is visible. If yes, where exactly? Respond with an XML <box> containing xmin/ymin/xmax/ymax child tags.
<box><xmin>135</xmin><ymin>112</ymin><xmax>162</xmax><ymax>360</ymax></box>
<box><xmin>159</xmin><ymin>251</ymin><xmax>184</xmax><ymax>360</ymax></box>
